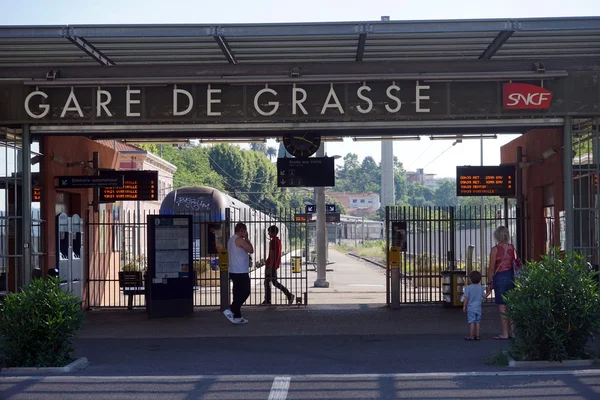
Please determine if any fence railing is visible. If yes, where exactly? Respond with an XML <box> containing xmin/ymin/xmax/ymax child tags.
<box><xmin>386</xmin><ymin>204</ymin><xmax>524</xmax><ymax>304</ymax></box>
<box><xmin>86</xmin><ymin>207</ymin><xmax>308</xmax><ymax>308</ymax></box>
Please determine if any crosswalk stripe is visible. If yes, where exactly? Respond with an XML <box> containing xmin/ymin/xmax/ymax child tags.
<box><xmin>268</xmin><ymin>376</ymin><xmax>291</xmax><ymax>400</ymax></box>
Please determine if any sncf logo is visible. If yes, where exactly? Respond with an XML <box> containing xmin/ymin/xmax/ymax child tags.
<box><xmin>503</xmin><ymin>83</ymin><xmax>553</xmax><ymax>110</ymax></box>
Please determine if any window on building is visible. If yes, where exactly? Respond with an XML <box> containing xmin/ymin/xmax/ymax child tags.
<box><xmin>352</xmin><ymin>199</ymin><xmax>357</xmax><ymax>203</ymax></box>
<box><xmin>360</xmin><ymin>199</ymin><xmax>365</xmax><ymax>203</ymax></box>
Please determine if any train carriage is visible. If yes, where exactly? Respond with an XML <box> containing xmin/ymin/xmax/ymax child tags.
<box><xmin>159</xmin><ymin>186</ymin><xmax>284</xmax><ymax>269</ymax></box>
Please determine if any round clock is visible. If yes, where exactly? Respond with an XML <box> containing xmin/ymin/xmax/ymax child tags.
<box><xmin>282</xmin><ymin>133</ymin><xmax>322</xmax><ymax>158</ymax></box>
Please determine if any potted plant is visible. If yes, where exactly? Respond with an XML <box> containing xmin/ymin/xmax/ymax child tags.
<box><xmin>0</xmin><ymin>277</ymin><xmax>85</xmax><ymax>368</ymax></box>
<box><xmin>505</xmin><ymin>250</ymin><xmax>600</xmax><ymax>362</ymax></box>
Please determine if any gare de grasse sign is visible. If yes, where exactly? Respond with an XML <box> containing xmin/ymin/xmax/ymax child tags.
<box><xmin>1</xmin><ymin>74</ymin><xmax>596</xmax><ymax>125</ymax></box>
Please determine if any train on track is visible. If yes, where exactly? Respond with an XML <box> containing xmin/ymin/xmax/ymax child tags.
<box><xmin>160</xmin><ymin>186</ymin><xmax>385</xmax><ymax>268</ymax></box>
<box><xmin>159</xmin><ymin>186</ymin><xmax>283</xmax><ymax>268</ymax></box>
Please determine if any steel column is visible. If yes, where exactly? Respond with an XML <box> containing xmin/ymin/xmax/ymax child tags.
<box><xmin>516</xmin><ymin>146</ymin><xmax>524</xmax><ymax>259</ymax></box>
<box><xmin>21</xmin><ymin>124</ymin><xmax>32</xmax><ymax>287</ymax></box>
<box><xmin>314</xmin><ymin>142</ymin><xmax>329</xmax><ymax>288</ymax></box>
<box><xmin>563</xmin><ymin>116</ymin><xmax>574</xmax><ymax>251</ymax></box>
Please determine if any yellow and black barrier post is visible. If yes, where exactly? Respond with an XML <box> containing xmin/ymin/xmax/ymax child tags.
<box><xmin>218</xmin><ymin>249</ymin><xmax>229</xmax><ymax>311</ymax></box>
<box><xmin>389</xmin><ymin>246</ymin><xmax>401</xmax><ymax>309</ymax></box>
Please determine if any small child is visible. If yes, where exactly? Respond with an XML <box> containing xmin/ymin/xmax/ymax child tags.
<box><xmin>462</xmin><ymin>270</ymin><xmax>485</xmax><ymax>341</ymax></box>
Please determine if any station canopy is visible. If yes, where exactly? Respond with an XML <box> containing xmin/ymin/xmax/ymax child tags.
<box><xmin>1</xmin><ymin>17</ymin><xmax>599</xmax><ymax>66</ymax></box>
<box><xmin>0</xmin><ymin>17</ymin><xmax>599</xmax><ymax>140</ymax></box>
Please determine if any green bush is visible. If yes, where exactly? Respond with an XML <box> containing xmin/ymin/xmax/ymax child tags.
<box><xmin>0</xmin><ymin>277</ymin><xmax>85</xmax><ymax>368</ymax></box>
<box><xmin>121</xmin><ymin>254</ymin><xmax>147</xmax><ymax>272</ymax></box>
<box><xmin>505</xmin><ymin>251</ymin><xmax>600</xmax><ymax>362</ymax></box>
<box><xmin>193</xmin><ymin>260</ymin><xmax>211</xmax><ymax>274</ymax></box>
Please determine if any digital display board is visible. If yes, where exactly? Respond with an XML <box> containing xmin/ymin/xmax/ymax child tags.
<box><xmin>33</xmin><ymin>187</ymin><xmax>41</xmax><ymax>201</ymax></box>
<box><xmin>456</xmin><ymin>165</ymin><xmax>516</xmax><ymax>197</ymax></box>
<box><xmin>99</xmin><ymin>170</ymin><xmax>158</xmax><ymax>202</ymax></box>
<box><xmin>32</xmin><ymin>172</ymin><xmax>41</xmax><ymax>201</ymax></box>
<box><xmin>295</xmin><ymin>213</ymin><xmax>312</xmax><ymax>222</ymax></box>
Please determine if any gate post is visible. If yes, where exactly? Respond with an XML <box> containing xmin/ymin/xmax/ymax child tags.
<box><xmin>390</xmin><ymin>246</ymin><xmax>401</xmax><ymax>309</ymax></box>
<box><xmin>21</xmin><ymin>124</ymin><xmax>32</xmax><ymax>288</ymax></box>
<box><xmin>563</xmin><ymin>117</ymin><xmax>574</xmax><ymax>252</ymax></box>
<box><xmin>71</xmin><ymin>214</ymin><xmax>84</xmax><ymax>302</ymax></box>
<box><xmin>449</xmin><ymin>207</ymin><xmax>456</xmax><ymax>270</ymax></box>
<box><xmin>220</xmin><ymin>208</ymin><xmax>232</xmax><ymax>311</ymax></box>
<box><xmin>218</xmin><ymin>248</ymin><xmax>229</xmax><ymax>311</ymax></box>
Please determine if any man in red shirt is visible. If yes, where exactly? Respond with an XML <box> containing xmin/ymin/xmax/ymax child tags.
<box><xmin>263</xmin><ymin>225</ymin><xmax>295</xmax><ymax>305</ymax></box>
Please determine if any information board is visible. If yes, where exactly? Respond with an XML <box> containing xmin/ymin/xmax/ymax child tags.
<box><xmin>325</xmin><ymin>212</ymin><xmax>341</xmax><ymax>222</ymax></box>
<box><xmin>151</xmin><ymin>217</ymin><xmax>191</xmax><ymax>279</ymax></box>
<box><xmin>277</xmin><ymin>157</ymin><xmax>335</xmax><ymax>187</ymax></box>
<box><xmin>295</xmin><ymin>213</ymin><xmax>312</xmax><ymax>222</ymax></box>
<box><xmin>456</xmin><ymin>165</ymin><xmax>516</xmax><ymax>197</ymax></box>
<box><xmin>146</xmin><ymin>215</ymin><xmax>193</xmax><ymax>318</ymax></box>
<box><xmin>32</xmin><ymin>172</ymin><xmax>41</xmax><ymax>201</ymax></box>
<box><xmin>391</xmin><ymin>220</ymin><xmax>407</xmax><ymax>252</ymax></box>
<box><xmin>56</xmin><ymin>175</ymin><xmax>124</xmax><ymax>189</ymax></box>
<box><xmin>99</xmin><ymin>170</ymin><xmax>158</xmax><ymax>202</ymax></box>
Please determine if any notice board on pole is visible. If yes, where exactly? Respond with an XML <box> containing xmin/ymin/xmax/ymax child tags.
<box><xmin>146</xmin><ymin>215</ymin><xmax>193</xmax><ymax>318</ymax></box>
<box><xmin>456</xmin><ymin>165</ymin><xmax>516</xmax><ymax>197</ymax></box>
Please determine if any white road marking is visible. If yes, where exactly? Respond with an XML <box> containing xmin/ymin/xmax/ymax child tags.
<box><xmin>268</xmin><ymin>376</ymin><xmax>291</xmax><ymax>400</ymax></box>
<box><xmin>2</xmin><ymin>369</ymin><xmax>600</xmax><ymax>381</ymax></box>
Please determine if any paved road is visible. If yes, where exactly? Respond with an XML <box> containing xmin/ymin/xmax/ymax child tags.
<box><xmin>2</xmin><ymin>370</ymin><xmax>600</xmax><ymax>399</ymax></box>
<box><xmin>3</xmin><ymin>250</ymin><xmax>600</xmax><ymax>399</ymax></box>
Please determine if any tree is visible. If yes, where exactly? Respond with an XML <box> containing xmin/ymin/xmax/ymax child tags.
<box><xmin>433</xmin><ymin>179</ymin><xmax>458</xmax><ymax>207</ymax></box>
<box><xmin>207</xmin><ymin>144</ymin><xmax>251</xmax><ymax>200</ymax></box>
<box><xmin>137</xmin><ymin>143</ymin><xmax>224</xmax><ymax>190</ymax></box>
<box><xmin>250</xmin><ymin>143</ymin><xmax>268</xmax><ymax>156</ymax></box>
<box><xmin>393</xmin><ymin>156</ymin><xmax>409</xmax><ymax>205</ymax></box>
<box><xmin>407</xmin><ymin>183</ymin><xmax>434</xmax><ymax>207</ymax></box>
<box><xmin>266</xmin><ymin>146</ymin><xmax>277</xmax><ymax>161</ymax></box>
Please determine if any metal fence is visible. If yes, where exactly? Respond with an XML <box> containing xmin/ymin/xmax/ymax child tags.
<box><xmin>386</xmin><ymin>204</ymin><xmax>524</xmax><ymax>304</ymax></box>
<box><xmin>0</xmin><ymin>128</ymin><xmax>45</xmax><ymax>295</ymax></box>
<box><xmin>86</xmin><ymin>207</ymin><xmax>308</xmax><ymax>309</ymax></box>
<box><xmin>572</xmin><ymin>118</ymin><xmax>600</xmax><ymax>266</ymax></box>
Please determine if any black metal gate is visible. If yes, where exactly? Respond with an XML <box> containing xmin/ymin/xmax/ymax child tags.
<box><xmin>386</xmin><ymin>204</ymin><xmax>524</xmax><ymax>304</ymax></box>
<box><xmin>86</xmin><ymin>207</ymin><xmax>308</xmax><ymax>309</ymax></box>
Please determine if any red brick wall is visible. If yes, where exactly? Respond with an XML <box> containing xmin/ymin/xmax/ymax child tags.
<box><xmin>42</xmin><ymin>136</ymin><xmax>119</xmax><ymax>307</ymax></box>
<box><xmin>500</xmin><ymin>128</ymin><xmax>564</xmax><ymax>260</ymax></box>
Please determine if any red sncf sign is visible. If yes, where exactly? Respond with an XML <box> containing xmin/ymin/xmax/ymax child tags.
<box><xmin>503</xmin><ymin>83</ymin><xmax>553</xmax><ymax>110</ymax></box>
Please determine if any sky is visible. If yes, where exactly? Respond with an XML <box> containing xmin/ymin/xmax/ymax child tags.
<box><xmin>1</xmin><ymin>0</ymin><xmax>598</xmax><ymax>177</ymax></box>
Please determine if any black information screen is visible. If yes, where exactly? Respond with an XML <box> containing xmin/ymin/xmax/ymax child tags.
<box><xmin>456</xmin><ymin>165</ymin><xmax>516</xmax><ymax>197</ymax></box>
<box><xmin>100</xmin><ymin>170</ymin><xmax>158</xmax><ymax>202</ymax></box>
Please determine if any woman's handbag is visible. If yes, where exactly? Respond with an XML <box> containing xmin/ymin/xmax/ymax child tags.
<box><xmin>512</xmin><ymin>251</ymin><xmax>523</xmax><ymax>278</ymax></box>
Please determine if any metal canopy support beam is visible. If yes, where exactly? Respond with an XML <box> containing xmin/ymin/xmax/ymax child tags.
<box><xmin>355</xmin><ymin>33</ymin><xmax>367</xmax><ymax>62</ymax></box>
<box><xmin>479</xmin><ymin>30</ymin><xmax>515</xmax><ymax>59</ymax></box>
<box><xmin>19</xmin><ymin>17</ymin><xmax>588</xmax><ymax>39</ymax></box>
<box><xmin>1</xmin><ymin>58</ymin><xmax>589</xmax><ymax>80</ymax></box>
<box><xmin>65</xmin><ymin>29</ymin><xmax>115</xmax><ymax>66</ymax></box>
<box><xmin>22</xmin><ymin>70</ymin><xmax>569</xmax><ymax>86</ymax></box>
<box><xmin>29</xmin><ymin>118</ymin><xmax>564</xmax><ymax>137</ymax></box>
<box><xmin>213</xmin><ymin>36</ymin><xmax>237</xmax><ymax>64</ymax></box>
<box><xmin>0</xmin><ymin>26</ymin><xmax>65</xmax><ymax>38</ymax></box>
